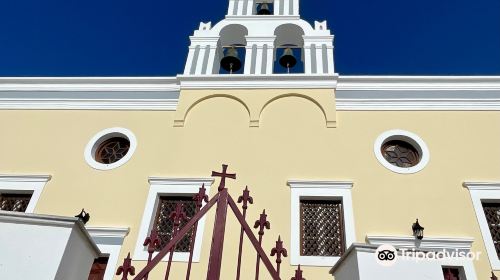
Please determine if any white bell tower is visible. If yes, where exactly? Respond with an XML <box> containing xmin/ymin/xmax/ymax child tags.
<box><xmin>183</xmin><ymin>0</ymin><xmax>334</xmax><ymax>76</ymax></box>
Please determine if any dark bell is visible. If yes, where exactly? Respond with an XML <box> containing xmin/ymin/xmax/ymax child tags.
<box><xmin>279</xmin><ymin>48</ymin><xmax>297</xmax><ymax>69</ymax></box>
<box><xmin>220</xmin><ymin>47</ymin><xmax>242</xmax><ymax>73</ymax></box>
<box><xmin>257</xmin><ymin>3</ymin><xmax>271</xmax><ymax>15</ymax></box>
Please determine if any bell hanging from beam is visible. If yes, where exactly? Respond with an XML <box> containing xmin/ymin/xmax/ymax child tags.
<box><xmin>220</xmin><ymin>46</ymin><xmax>242</xmax><ymax>74</ymax></box>
<box><xmin>279</xmin><ymin>47</ymin><xmax>297</xmax><ymax>73</ymax></box>
<box><xmin>257</xmin><ymin>3</ymin><xmax>271</xmax><ymax>15</ymax></box>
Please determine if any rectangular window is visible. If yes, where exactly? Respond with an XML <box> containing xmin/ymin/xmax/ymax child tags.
<box><xmin>153</xmin><ymin>196</ymin><xmax>197</xmax><ymax>252</ymax></box>
<box><xmin>0</xmin><ymin>193</ymin><xmax>32</xmax><ymax>212</ymax></box>
<box><xmin>442</xmin><ymin>267</ymin><xmax>465</xmax><ymax>280</ymax></box>
<box><xmin>300</xmin><ymin>199</ymin><xmax>345</xmax><ymax>257</ymax></box>
<box><xmin>482</xmin><ymin>202</ymin><xmax>500</xmax><ymax>258</ymax></box>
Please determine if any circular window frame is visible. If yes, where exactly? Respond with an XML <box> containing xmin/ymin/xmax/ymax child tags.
<box><xmin>374</xmin><ymin>129</ymin><xmax>429</xmax><ymax>174</ymax></box>
<box><xmin>84</xmin><ymin>127</ymin><xmax>137</xmax><ymax>170</ymax></box>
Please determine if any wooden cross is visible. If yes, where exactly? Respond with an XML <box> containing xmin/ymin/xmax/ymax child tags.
<box><xmin>212</xmin><ymin>164</ymin><xmax>236</xmax><ymax>191</ymax></box>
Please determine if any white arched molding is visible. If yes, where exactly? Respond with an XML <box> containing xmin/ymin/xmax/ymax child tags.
<box><xmin>287</xmin><ymin>180</ymin><xmax>355</xmax><ymax>266</ymax></box>
<box><xmin>373</xmin><ymin>129</ymin><xmax>430</xmax><ymax>174</ymax></box>
<box><xmin>0</xmin><ymin>174</ymin><xmax>51</xmax><ymax>213</ymax></box>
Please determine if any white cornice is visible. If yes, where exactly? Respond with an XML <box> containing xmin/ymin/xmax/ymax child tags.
<box><xmin>0</xmin><ymin>77</ymin><xmax>179</xmax><ymax>92</ymax></box>
<box><xmin>177</xmin><ymin>74</ymin><xmax>338</xmax><ymax>89</ymax></box>
<box><xmin>86</xmin><ymin>227</ymin><xmax>130</xmax><ymax>240</ymax></box>
<box><xmin>335</xmin><ymin>98</ymin><xmax>500</xmax><ymax>111</ymax></box>
<box><xmin>366</xmin><ymin>235</ymin><xmax>474</xmax><ymax>252</ymax></box>
<box><xmin>287</xmin><ymin>180</ymin><xmax>353</xmax><ymax>189</ymax></box>
<box><xmin>2</xmin><ymin>76</ymin><xmax>500</xmax><ymax>111</ymax></box>
<box><xmin>463</xmin><ymin>182</ymin><xmax>500</xmax><ymax>191</ymax></box>
<box><xmin>0</xmin><ymin>98</ymin><xmax>178</xmax><ymax>111</ymax></box>
<box><xmin>337</xmin><ymin>76</ymin><xmax>500</xmax><ymax>91</ymax></box>
<box><xmin>148</xmin><ymin>177</ymin><xmax>215</xmax><ymax>186</ymax></box>
<box><xmin>0</xmin><ymin>174</ymin><xmax>51</xmax><ymax>182</ymax></box>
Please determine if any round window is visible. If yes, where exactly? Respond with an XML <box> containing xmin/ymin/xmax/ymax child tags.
<box><xmin>381</xmin><ymin>140</ymin><xmax>420</xmax><ymax>168</ymax></box>
<box><xmin>374</xmin><ymin>130</ymin><xmax>429</xmax><ymax>174</ymax></box>
<box><xmin>84</xmin><ymin>128</ymin><xmax>137</xmax><ymax>170</ymax></box>
<box><xmin>95</xmin><ymin>137</ymin><xmax>130</xmax><ymax>164</ymax></box>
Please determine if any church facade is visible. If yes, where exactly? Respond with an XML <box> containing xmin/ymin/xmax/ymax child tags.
<box><xmin>1</xmin><ymin>0</ymin><xmax>500</xmax><ymax>279</ymax></box>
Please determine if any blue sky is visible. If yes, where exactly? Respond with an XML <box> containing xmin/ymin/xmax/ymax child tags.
<box><xmin>0</xmin><ymin>0</ymin><xmax>498</xmax><ymax>76</ymax></box>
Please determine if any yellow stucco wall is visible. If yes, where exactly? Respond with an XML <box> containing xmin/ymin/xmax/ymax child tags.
<box><xmin>1</xmin><ymin>88</ymin><xmax>499</xmax><ymax>279</ymax></box>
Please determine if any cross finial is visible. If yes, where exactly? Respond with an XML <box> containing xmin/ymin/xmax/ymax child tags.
<box><xmin>212</xmin><ymin>164</ymin><xmax>236</xmax><ymax>191</ymax></box>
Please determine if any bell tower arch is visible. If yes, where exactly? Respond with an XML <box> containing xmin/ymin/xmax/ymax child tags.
<box><xmin>183</xmin><ymin>0</ymin><xmax>334</xmax><ymax>76</ymax></box>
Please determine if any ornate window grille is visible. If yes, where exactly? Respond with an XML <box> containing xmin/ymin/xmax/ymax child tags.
<box><xmin>381</xmin><ymin>140</ymin><xmax>420</xmax><ymax>168</ymax></box>
<box><xmin>300</xmin><ymin>199</ymin><xmax>345</xmax><ymax>256</ymax></box>
<box><xmin>153</xmin><ymin>196</ymin><xmax>197</xmax><ymax>252</ymax></box>
<box><xmin>95</xmin><ymin>137</ymin><xmax>130</xmax><ymax>164</ymax></box>
<box><xmin>482</xmin><ymin>202</ymin><xmax>500</xmax><ymax>257</ymax></box>
<box><xmin>0</xmin><ymin>193</ymin><xmax>32</xmax><ymax>212</ymax></box>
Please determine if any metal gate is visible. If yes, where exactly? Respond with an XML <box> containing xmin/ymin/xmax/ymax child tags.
<box><xmin>116</xmin><ymin>164</ymin><xmax>305</xmax><ymax>280</ymax></box>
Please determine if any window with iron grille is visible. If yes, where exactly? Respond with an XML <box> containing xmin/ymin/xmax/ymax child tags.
<box><xmin>153</xmin><ymin>196</ymin><xmax>197</xmax><ymax>252</ymax></box>
<box><xmin>300</xmin><ymin>199</ymin><xmax>345</xmax><ymax>256</ymax></box>
<box><xmin>482</xmin><ymin>202</ymin><xmax>500</xmax><ymax>258</ymax></box>
<box><xmin>442</xmin><ymin>267</ymin><xmax>463</xmax><ymax>280</ymax></box>
<box><xmin>0</xmin><ymin>193</ymin><xmax>32</xmax><ymax>212</ymax></box>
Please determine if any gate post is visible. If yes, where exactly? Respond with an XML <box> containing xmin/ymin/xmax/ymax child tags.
<box><xmin>206</xmin><ymin>188</ymin><xmax>229</xmax><ymax>280</ymax></box>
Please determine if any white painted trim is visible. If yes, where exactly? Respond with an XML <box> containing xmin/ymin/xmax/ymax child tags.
<box><xmin>337</xmin><ymin>76</ymin><xmax>500</xmax><ymax>91</ymax></box>
<box><xmin>0</xmin><ymin>77</ymin><xmax>179</xmax><ymax>92</ymax></box>
<box><xmin>84</xmin><ymin>127</ymin><xmax>137</xmax><ymax>171</ymax></box>
<box><xmin>0</xmin><ymin>174</ymin><xmax>51</xmax><ymax>213</ymax></box>
<box><xmin>177</xmin><ymin>74</ymin><xmax>338</xmax><ymax>89</ymax></box>
<box><xmin>463</xmin><ymin>182</ymin><xmax>500</xmax><ymax>269</ymax></box>
<box><xmin>133</xmin><ymin>177</ymin><xmax>214</xmax><ymax>262</ymax></box>
<box><xmin>287</xmin><ymin>180</ymin><xmax>355</xmax><ymax>267</ymax></box>
<box><xmin>3</xmin><ymin>76</ymin><xmax>500</xmax><ymax>111</ymax></box>
<box><xmin>374</xmin><ymin>130</ymin><xmax>430</xmax><ymax>174</ymax></box>
<box><xmin>87</xmin><ymin>227</ymin><xmax>129</xmax><ymax>280</ymax></box>
<box><xmin>0</xmin><ymin>99</ymin><xmax>178</xmax><ymax>111</ymax></box>
<box><xmin>366</xmin><ymin>235</ymin><xmax>474</xmax><ymax>253</ymax></box>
